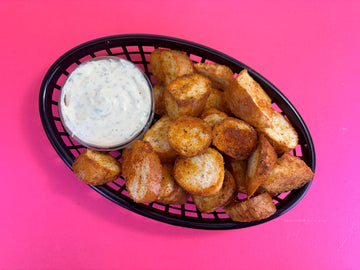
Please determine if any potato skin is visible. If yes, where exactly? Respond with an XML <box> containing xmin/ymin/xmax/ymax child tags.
<box><xmin>192</xmin><ymin>169</ymin><xmax>237</xmax><ymax>213</ymax></box>
<box><xmin>246</xmin><ymin>134</ymin><xmax>278</xmax><ymax>197</ymax></box>
<box><xmin>260</xmin><ymin>153</ymin><xmax>314</xmax><ymax>194</ymax></box>
<box><xmin>174</xmin><ymin>148</ymin><xmax>225</xmax><ymax>196</ymax></box>
<box><xmin>153</xmin><ymin>83</ymin><xmax>167</xmax><ymax>116</ymax></box>
<box><xmin>194</xmin><ymin>62</ymin><xmax>234</xmax><ymax>91</ymax></box>
<box><xmin>122</xmin><ymin>140</ymin><xmax>162</xmax><ymax>203</ymax></box>
<box><xmin>224</xmin><ymin>69</ymin><xmax>272</xmax><ymax>129</ymax></box>
<box><xmin>224</xmin><ymin>192</ymin><xmax>276</xmax><ymax>222</ymax></box>
<box><xmin>157</xmin><ymin>163</ymin><xmax>189</xmax><ymax>205</ymax></box>
<box><xmin>164</xmin><ymin>73</ymin><xmax>211</xmax><ymax>119</ymax></box>
<box><xmin>72</xmin><ymin>149</ymin><xmax>121</xmax><ymax>186</ymax></box>
<box><xmin>150</xmin><ymin>49</ymin><xmax>194</xmax><ymax>85</ymax></box>
<box><xmin>167</xmin><ymin>116</ymin><xmax>212</xmax><ymax>158</ymax></box>
<box><xmin>212</xmin><ymin>117</ymin><xmax>258</xmax><ymax>160</ymax></box>
<box><xmin>144</xmin><ymin>115</ymin><xmax>178</xmax><ymax>163</ymax></box>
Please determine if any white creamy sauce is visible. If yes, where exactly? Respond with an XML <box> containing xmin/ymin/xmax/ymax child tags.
<box><xmin>60</xmin><ymin>57</ymin><xmax>152</xmax><ymax>148</ymax></box>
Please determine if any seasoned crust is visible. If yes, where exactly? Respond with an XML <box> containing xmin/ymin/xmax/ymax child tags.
<box><xmin>143</xmin><ymin>115</ymin><xmax>178</xmax><ymax>163</ymax></box>
<box><xmin>260</xmin><ymin>153</ymin><xmax>314</xmax><ymax>194</ymax></box>
<box><xmin>200</xmin><ymin>108</ymin><xmax>228</xmax><ymax>129</ymax></box>
<box><xmin>192</xmin><ymin>169</ymin><xmax>237</xmax><ymax>213</ymax></box>
<box><xmin>157</xmin><ymin>163</ymin><xmax>189</xmax><ymax>205</ymax></box>
<box><xmin>224</xmin><ymin>69</ymin><xmax>272</xmax><ymax>128</ymax></box>
<box><xmin>194</xmin><ymin>62</ymin><xmax>234</xmax><ymax>91</ymax></box>
<box><xmin>203</xmin><ymin>88</ymin><xmax>231</xmax><ymax>114</ymax></box>
<box><xmin>223</xmin><ymin>192</ymin><xmax>276</xmax><ymax>222</ymax></box>
<box><xmin>164</xmin><ymin>73</ymin><xmax>211</xmax><ymax>119</ymax></box>
<box><xmin>122</xmin><ymin>140</ymin><xmax>162</xmax><ymax>203</ymax></box>
<box><xmin>72</xmin><ymin>148</ymin><xmax>121</xmax><ymax>186</ymax></box>
<box><xmin>246</xmin><ymin>134</ymin><xmax>278</xmax><ymax>197</ymax></box>
<box><xmin>167</xmin><ymin>116</ymin><xmax>212</xmax><ymax>157</ymax></box>
<box><xmin>150</xmin><ymin>49</ymin><xmax>194</xmax><ymax>85</ymax></box>
<box><xmin>226</xmin><ymin>158</ymin><xmax>248</xmax><ymax>194</ymax></box>
<box><xmin>257</xmin><ymin>109</ymin><xmax>299</xmax><ymax>154</ymax></box>
<box><xmin>174</xmin><ymin>148</ymin><xmax>225</xmax><ymax>196</ymax></box>
<box><xmin>212</xmin><ymin>117</ymin><xmax>258</xmax><ymax>160</ymax></box>
<box><xmin>153</xmin><ymin>83</ymin><xmax>166</xmax><ymax>115</ymax></box>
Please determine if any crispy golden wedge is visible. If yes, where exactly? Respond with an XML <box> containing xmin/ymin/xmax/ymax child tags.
<box><xmin>164</xmin><ymin>73</ymin><xmax>211</xmax><ymax>119</ymax></box>
<box><xmin>174</xmin><ymin>148</ymin><xmax>225</xmax><ymax>196</ymax></box>
<box><xmin>167</xmin><ymin>116</ymin><xmax>212</xmax><ymax>157</ymax></box>
<box><xmin>192</xmin><ymin>169</ymin><xmax>237</xmax><ymax>213</ymax></box>
<box><xmin>122</xmin><ymin>141</ymin><xmax>162</xmax><ymax>203</ymax></box>
<box><xmin>257</xmin><ymin>109</ymin><xmax>299</xmax><ymax>154</ymax></box>
<box><xmin>153</xmin><ymin>83</ymin><xmax>167</xmax><ymax>115</ymax></box>
<box><xmin>212</xmin><ymin>117</ymin><xmax>258</xmax><ymax>160</ymax></box>
<box><xmin>72</xmin><ymin>149</ymin><xmax>121</xmax><ymax>186</ymax></box>
<box><xmin>150</xmin><ymin>49</ymin><xmax>194</xmax><ymax>85</ymax></box>
<box><xmin>246</xmin><ymin>134</ymin><xmax>277</xmax><ymax>197</ymax></box>
<box><xmin>224</xmin><ymin>69</ymin><xmax>272</xmax><ymax>128</ymax></box>
<box><xmin>226</xmin><ymin>157</ymin><xmax>248</xmax><ymax>194</ymax></box>
<box><xmin>260</xmin><ymin>153</ymin><xmax>314</xmax><ymax>194</ymax></box>
<box><xmin>202</xmin><ymin>88</ymin><xmax>231</xmax><ymax>114</ymax></box>
<box><xmin>200</xmin><ymin>108</ymin><xmax>229</xmax><ymax>129</ymax></box>
<box><xmin>157</xmin><ymin>163</ymin><xmax>189</xmax><ymax>205</ymax></box>
<box><xmin>194</xmin><ymin>62</ymin><xmax>234</xmax><ymax>91</ymax></box>
<box><xmin>223</xmin><ymin>192</ymin><xmax>276</xmax><ymax>222</ymax></box>
<box><xmin>143</xmin><ymin>115</ymin><xmax>178</xmax><ymax>163</ymax></box>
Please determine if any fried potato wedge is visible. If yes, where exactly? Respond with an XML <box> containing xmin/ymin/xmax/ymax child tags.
<box><xmin>224</xmin><ymin>69</ymin><xmax>272</xmax><ymax>128</ymax></box>
<box><xmin>192</xmin><ymin>169</ymin><xmax>237</xmax><ymax>213</ymax></box>
<box><xmin>226</xmin><ymin>158</ymin><xmax>248</xmax><ymax>194</ymax></box>
<box><xmin>72</xmin><ymin>149</ymin><xmax>121</xmax><ymax>186</ymax></box>
<box><xmin>246</xmin><ymin>134</ymin><xmax>277</xmax><ymax>197</ymax></box>
<box><xmin>257</xmin><ymin>109</ymin><xmax>299</xmax><ymax>154</ymax></box>
<box><xmin>150</xmin><ymin>49</ymin><xmax>194</xmax><ymax>85</ymax></box>
<box><xmin>200</xmin><ymin>108</ymin><xmax>229</xmax><ymax>129</ymax></box>
<box><xmin>260</xmin><ymin>153</ymin><xmax>314</xmax><ymax>194</ymax></box>
<box><xmin>167</xmin><ymin>116</ymin><xmax>212</xmax><ymax>157</ymax></box>
<box><xmin>164</xmin><ymin>73</ymin><xmax>211</xmax><ymax>119</ymax></box>
<box><xmin>144</xmin><ymin>115</ymin><xmax>178</xmax><ymax>163</ymax></box>
<box><xmin>194</xmin><ymin>62</ymin><xmax>234</xmax><ymax>91</ymax></box>
<box><xmin>153</xmin><ymin>83</ymin><xmax>166</xmax><ymax>115</ymax></box>
<box><xmin>212</xmin><ymin>117</ymin><xmax>258</xmax><ymax>160</ymax></box>
<box><xmin>174</xmin><ymin>148</ymin><xmax>225</xmax><ymax>196</ymax></box>
<box><xmin>157</xmin><ymin>163</ymin><xmax>189</xmax><ymax>205</ymax></box>
<box><xmin>203</xmin><ymin>88</ymin><xmax>231</xmax><ymax>114</ymax></box>
<box><xmin>122</xmin><ymin>141</ymin><xmax>162</xmax><ymax>203</ymax></box>
<box><xmin>223</xmin><ymin>192</ymin><xmax>276</xmax><ymax>222</ymax></box>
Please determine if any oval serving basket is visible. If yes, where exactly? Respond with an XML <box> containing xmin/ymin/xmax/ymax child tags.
<box><xmin>39</xmin><ymin>34</ymin><xmax>316</xmax><ymax>229</ymax></box>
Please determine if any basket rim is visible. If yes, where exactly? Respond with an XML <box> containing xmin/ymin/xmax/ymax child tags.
<box><xmin>39</xmin><ymin>34</ymin><xmax>316</xmax><ymax>230</ymax></box>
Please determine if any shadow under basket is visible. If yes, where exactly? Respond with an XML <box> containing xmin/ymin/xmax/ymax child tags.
<box><xmin>39</xmin><ymin>34</ymin><xmax>316</xmax><ymax>229</ymax></box>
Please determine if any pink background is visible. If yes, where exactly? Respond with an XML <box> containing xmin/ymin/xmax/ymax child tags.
<box><xmin>1</xmin><ymin>0</ymin><xmax>359</xmax><ymax>269</ymax></box>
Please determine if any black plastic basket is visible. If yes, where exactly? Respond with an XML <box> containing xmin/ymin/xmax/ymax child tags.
<box><xmin>39</xmin><ymin>34</ymin><xmax>316</xmax><ymax>229</ymax></box>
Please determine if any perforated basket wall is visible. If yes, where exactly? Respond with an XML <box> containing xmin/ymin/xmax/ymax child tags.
<box><xmin>39</xmin><ymin>34</ymin><xmax>315</xmax><ymax>229</ymax></box>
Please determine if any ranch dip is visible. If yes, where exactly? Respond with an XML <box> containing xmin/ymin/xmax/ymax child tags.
<box><xmin>59</xmin><ymin>56</ymin><xmax>153</xmax><ymax>149</ymax></box>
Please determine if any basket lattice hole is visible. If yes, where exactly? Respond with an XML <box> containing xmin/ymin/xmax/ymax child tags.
<box><xmin>168</xmin><ymin>207</ymin><xmax>182</xmax><ymax>215</ymax></box>
<box><xmin>152</xmin><ymin>203</ymin><xmax>166</xmax><ymax>211</ymax></box>
<box><xmin>203</xmin><ymin>59</ymin><xmax>215</xmax><ymax>64</ymax></box>
<box><xmin>94</xmin><ymin>50</ymin><xmax>110</xmax><ymax>57</ymax></box>
<box><xmin>55</xmin><ymin>120</ymin><xmax>64</xmax><ymax>133</ymax></box>
<box><xmin>216</xmin><ymin>212</ymin><xmax>230</xmax><ymax>219</ymax></box>
<box><xmin>237</xmin><ymin>193</ymin><xmax>247</xmax><ymax>200</ymax></box>
<box><xmin>106</xmin><ymin>181</ymin><xmax>121</xmax><ymax>191</ymax></box>
<box><xmin>142</xmin><ymin>46</ymin><xmax>155</xmax><ymax>52</ymax></box>
<box><xmin>271</xmin><ymin>102</ymin><xmax>283</xmax><ymax>112</ymax></box>
<box><xmin>79</xmin><ymin>54</ymin><xmax>93</xmax><ymax>63</ymax></box>
<box><xmin>109</xmin><ymin>47</ymin><xmax>124</xmax><ymax>55</ymax></box>
<box><xmin>189</xmin><ymin>54</ymin><xmax>202</xmax><ymax>64</ymax></box>
<box><xmin>52</xmin><ymin>88</ymin><xmax>61</xmax><ymax>103</ymax></box>
<box><xmin>201</xmin><ymin>212</ymin><xmax>216</xmax><ymax>219</ymax></box>
<box><xmin>294</xmin><ymin>144</ymin><xmax>303</xmax><ymax>157</ymax></box>
<box><xmin>66</xmin><ymin>62</ymin><xmax>80</xmax><ymax>74</ymax></box>
<box><xmin>56</xmin><ymin>73</ymin><xmax>68</xmax><ymax>88</ymax></box>
<box><xmin>61</xmin><ymin>135</ymin><xmax>73</xmax><ymax>147</ymax></box>
<box><xmin>125</xmin><ymin>46</ymin><xmax>139</xmax><ymax>52</ymax></box>
<box><xmin>51</xmin><ymin>104</ymin><xmax>59</xmax><ymax>118</ymax></box>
